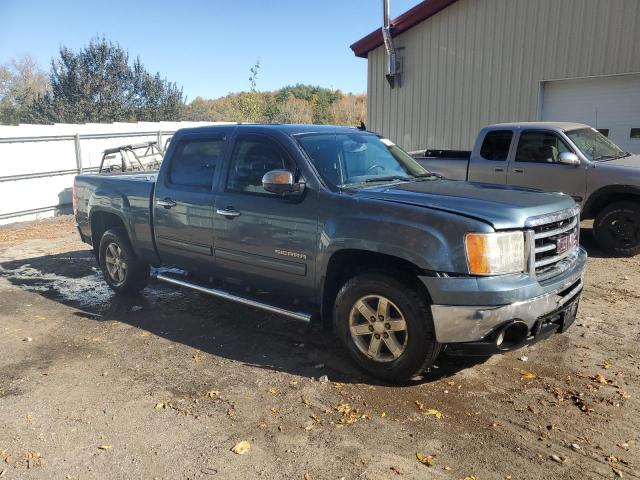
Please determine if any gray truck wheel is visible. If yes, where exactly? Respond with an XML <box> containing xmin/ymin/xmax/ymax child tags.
<box><xmin>593</xmin><ymin>201</ymin><xmax>640</xmax><ymax>256</ymax></box>
<box><xmin>99</xmin><ymin>228</ymin><xmax>150</xmax><ymax>295</ymax></box>
<box><xmin>333</xmin><ymin>272</ymin><xmax>440</xmax><ymax>382</ymax></box>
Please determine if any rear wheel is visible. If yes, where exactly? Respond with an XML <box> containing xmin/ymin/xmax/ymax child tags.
<box><xmin>334</xmin><ymin>273</ymin><xmax>440</xmax><ymax>382</ymax></box>
<box><xmin>593</xmin><ymin>201</ymin><xmax>640</xmax><ymax>256</ymax></box>
<box><xmin>99</xmin><ymin>228</ymin><xmax>150</xmax><ymax>294</ymax></box>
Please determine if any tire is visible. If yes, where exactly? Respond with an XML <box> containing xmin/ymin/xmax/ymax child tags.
<box><xmin>333</xmin><ymin>272</ymin><xmax>440</xmax><ymax>382</ymax></box>
<box><xmin>593</xmin><ymin>201</ymin><xmax>640</xmax><ymax>256</ymax></box>
<box><xmin>99</xmin><ymin>228</ymin><xmax>150</xmax><ymax>295</ymax></box>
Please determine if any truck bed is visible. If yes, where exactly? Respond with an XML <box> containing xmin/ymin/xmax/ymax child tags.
<box><xmin>413</xmin><ymin>150</ymin><xmax>471</xmax><ymax>181</ymax></box>
<box><xmin>74</xmin><ymin>172</ymin><xmax>158</xmax><ymax>263</ymax></box>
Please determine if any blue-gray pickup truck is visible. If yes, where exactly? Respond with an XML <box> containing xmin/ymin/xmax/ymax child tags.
<box><xmin>74</xmin><ymin>124</ymin><xmax>587</xmax><ymax>381</ymax></box>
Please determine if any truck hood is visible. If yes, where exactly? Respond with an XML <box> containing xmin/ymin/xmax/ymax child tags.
<box><xmin>597</xmin><ymin>153</ymin><xmax>640</xmax><ymax>169</ymax></box>
<box><xmin>354</xmin><ymin>179</ymin><xmax>576</xmax><ymax>230</ymax></box>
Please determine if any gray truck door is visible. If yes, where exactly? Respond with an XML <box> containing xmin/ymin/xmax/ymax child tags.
<box><xmin>153</xmin><ymin>134</ymin><xmax>227</xmax><ymax>273</ymax></box>
<box><xmin>212</xmin><ymin>133</ymin><xmax>317</xmax><ymax>296</ymax></box>
<box><xmin>467</xmin><ymin>130</ymin><xmax>513</xmax><ymax>183</ymax></box>
<box><xmin>507</xmin><ymin>130</ymin><xmax>587</xmax><ymax>204</ymax></box>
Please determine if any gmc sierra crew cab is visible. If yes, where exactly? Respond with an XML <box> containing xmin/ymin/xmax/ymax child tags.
<box><xmin>74</xmin><ymin>124</ymin><xmax>587</xmax><ymax>381</ymax></box>
<box><xmin>417</xmin><ymin>122</ymin><xmax>640</xmax><ymax>256</ymax></box>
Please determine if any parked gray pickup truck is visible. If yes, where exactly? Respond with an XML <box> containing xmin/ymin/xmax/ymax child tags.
<box><xmin>74</xmin><ymin>124</ymin><xmax>586</xmax><ymax>381</ymax></box>
<box><xmin>417</xmin><ymin>122</ymin><xmax>640</xmax><ymax>256</ymax></box>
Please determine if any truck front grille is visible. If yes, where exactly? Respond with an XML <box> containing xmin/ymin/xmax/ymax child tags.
<box><xmin>526</xmin><ymin>208</ymin><xmax>580</xmax><ymax>282</ymax></box>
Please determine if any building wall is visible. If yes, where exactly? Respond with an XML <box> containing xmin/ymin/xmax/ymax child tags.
<box><xmin>366</xmin><ymin>0</ymin><xmax>640</xmax><ymax>151</ymax></box>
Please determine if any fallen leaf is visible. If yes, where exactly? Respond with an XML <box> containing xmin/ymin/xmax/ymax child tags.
<box><xmin>98</xmin><ymin>445</ymin><xmax>112</xmax><ymax>450</ymax></box>
<box><xmin>268</xmin><ymin>388</ymin><xmax>278</xmax><ymax>396</ymax></box>
<box><xmin>416</xmin><ymin>451</ymin><xmax>435</xmax><ymax>466</ymax></box>
<box><xmin>423</xmin><ymin>408</ymin><xmax>443</xmax><ymax>419</ymax></box>
<box><xmin>520</xmin><ymin>370</ymin><xmax>537</xmax><ymax>380</ymax></box>
<box><xmin>550</xmin><ymin>454</ymin><xmax>563</xmax><ymax>463</ymax></box>
<box><xmin>231</xmin><ymin>441</ymin><xmax>250</xmax><ymax>455</ymax></box>
<box><xmin>304</xmin><ymin>472</ymin><xmax>311</xmax><ymax>480</ymax></box>
<box><xmin>139</xmin><ymin>331</ymin><xmax>150</xmax><ymax>337</ymax></box>
<box><xmin>594</xmin><ymin>373</ymin><xmax>610</xmax><ymax>384</ymax></box>
<box><xmin>612</xmin><ymin>467</ymin><xmax>624</xmax><ymax>477</ymax></box>
<box><xmin>414</xmin><ymin>400</ymin><xmax>424</xmax><ymax>410</ymax></box>
<box><xmin>154</xmin><ymin>402</ymin><xmax>166</xmax><ymax>409</ymax></box>
<box><xmin>380</xmin><ymin>411</ymin><xmax>386</xmax><ymax>417</ymax></box>
<box><xmin>192</xmin><ymin>352</ymin><xmax>204</xmax><ymax>362</ymax></box>
<box><xmin>206</xmin><ymin>390</ymin><xmax>220</xmax><ymax>398</ymax></box>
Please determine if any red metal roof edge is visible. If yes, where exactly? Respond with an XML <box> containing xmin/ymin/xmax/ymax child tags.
<box><xmin>350</xmin><ymin>0</ymin><xmax>460</xmax><ymax>58</ymax></box>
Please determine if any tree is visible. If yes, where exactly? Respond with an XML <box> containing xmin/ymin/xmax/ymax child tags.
<box><xmin>0</xmin><ymin>55</ymin><xmax>49</xmax><ymax>125</ymax></box>
<box><xmin>238</xmin><ymin>59</ymin><xmax>262</xmax><ymax>122</ymax></box>
<box><xmin>328</xmin><ymin>94</ymin><xmax>366</xmax><ymax>126</ymax></box>
<box><xmin>25</xmin><ymin>37</ymin><xmax>184</xmax><ymax>124</ymax></box>
<box><xmin>273</xmin><ymin>95</ymin><xmax>313</xmax><ymax>123</ymax></box>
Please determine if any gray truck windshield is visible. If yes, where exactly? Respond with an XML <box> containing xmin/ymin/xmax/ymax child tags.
<box><xmin>296</xmin><ymin>132</ymin><xmax>432</xmax><ymax>188</ymax></box>
<box><xmin>566</xmin><ymin>128</ymin><xmax>627</xmax><ymax>161</ymax></box>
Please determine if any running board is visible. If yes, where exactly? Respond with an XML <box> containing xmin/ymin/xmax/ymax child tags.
<box><xmin>153</xmin><ymin>272</ymin><xmax>312</xmax><ymax>323</ymax></box>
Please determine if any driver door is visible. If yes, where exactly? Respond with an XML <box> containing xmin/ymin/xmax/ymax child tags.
<box><xmin>212</xmin><ymin>133</ymin><xmax>317</xmax><ymax>296</ymax></box>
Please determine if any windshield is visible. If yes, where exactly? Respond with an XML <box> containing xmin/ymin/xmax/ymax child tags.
<box><xmin>566</xmin><ymin>128</ymin><xmax>627</xmax><ymax>161</ymax></box>
<box><xmin>296</xmin><ymin>132</ymin><xmax>434</xmax><ymax>188</ymax></box>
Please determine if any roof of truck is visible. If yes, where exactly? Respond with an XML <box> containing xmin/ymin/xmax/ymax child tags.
<box><xmin>488</xmin><ymin>122</ymin><xmax>591</xmax><ymax>131</ymax></box>
<box><xmin>174</xmin><ymin>123</ymin><xmax>365</xmax><ymax>136</ymax></box>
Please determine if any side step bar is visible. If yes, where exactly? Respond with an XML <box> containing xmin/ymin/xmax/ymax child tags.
<box><xmin>153</xmin><ymin>272</ymin><xmax>312</xmax><ymax>323</ymax></box>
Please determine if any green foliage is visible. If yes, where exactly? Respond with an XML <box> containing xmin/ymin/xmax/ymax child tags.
<box><xmin>23</xmin><ymin>37</ymin><xmax>184</xmax><ymax>124</ymax></box>
<box><xmin>0</xmin><ymin>55</ymin><xmax>49</xmax><ymax>125</ymax></box>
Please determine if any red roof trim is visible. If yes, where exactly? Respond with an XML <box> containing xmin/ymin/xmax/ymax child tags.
<box><xmin>350</xmin><ymin>0</ymin><xmax>460</xmax><ymax>58</ymax></box>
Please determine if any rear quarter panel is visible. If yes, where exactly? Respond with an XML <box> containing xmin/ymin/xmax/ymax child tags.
<box><xmin>75</xmin><ymin>173</ymin><xmax>158</xmax><ymax>263</ymax></box>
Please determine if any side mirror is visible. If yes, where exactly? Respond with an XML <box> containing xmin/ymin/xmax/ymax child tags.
<box><xmin>262</xmin><ymin>169</ymin><xmax>304</xmax><ymax>195</ymax></box>
<box><xmin>558</xmin><ymin>152</ymin><xmax>580</xmax><ymax>166</ymax></box>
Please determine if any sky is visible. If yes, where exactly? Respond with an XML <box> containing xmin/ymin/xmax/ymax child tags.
<box><xmin>0</xmin><ymin>0</ymin><xmax>422</xmax><ymax>101</ymax></box>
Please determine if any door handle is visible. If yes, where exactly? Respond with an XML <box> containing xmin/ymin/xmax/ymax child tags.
<box><xmin>157</xmin><ymin>198</ymin><xmax>177</xmax><ymax>209</ymax></box>
<box><xmin>494</xmin><ymin>167</ymin><xmax>504</xmax><ymax>172</ymax></box>
<box><xmin>513</xmin><ymin>168</ymin><xmax>525</xmax><ymax>173</ymax></box>
<box><xmin>216</xmin><ymin>207</ymin><xmax>241</xmax><ymax>218</ymax></box>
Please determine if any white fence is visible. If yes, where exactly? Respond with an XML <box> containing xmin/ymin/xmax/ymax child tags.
<box><xmin>0</xmin><ymin>121</ymin><xmax>226</xmax><ymax>225</ymax></box>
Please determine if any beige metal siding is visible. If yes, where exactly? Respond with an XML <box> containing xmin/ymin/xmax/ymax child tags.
<box><xmin>366</xmin><ymin>0</ymin><xmax>640</xmax><ymax>151</ymax></box>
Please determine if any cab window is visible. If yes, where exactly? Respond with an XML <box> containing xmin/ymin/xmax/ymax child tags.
<box><xmin>168</xmin><ymin>138</ymin><xmax>226</xmax><ymax>189</ymax></box>
<box><xmin>515</xmin><ymin>131</ymin><xmax>571</xmax><ymax>163</ymax></box>
<box><xmin>226</xmin><ymin>136</ymin><xmax>290</xmax><ymax>194</ymax></box>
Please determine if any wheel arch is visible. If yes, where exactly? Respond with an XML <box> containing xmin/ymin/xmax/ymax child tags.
<box><xmin>583</xmin><ymin>185</ymin><xmax>640</xmax><ymax>219</ymax></box>
<box><xmin>320</xmin><ymin>248</ymin><xmax>432</xmax><ymax>328</ymax></box>
<box><xmin>90</xmin><ymin>209</ymin><xmax>130</xmax><ymax>259</ymax></box>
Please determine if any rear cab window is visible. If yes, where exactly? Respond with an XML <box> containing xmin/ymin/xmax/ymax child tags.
<box><xmin>168</xmin><ymin>137</ymin><xmax>226</xmax><ymax>189</ymax></box>
<box><xmin>480</xmin><ymin>130</ymin><xmax>513</xmax><ymax>161</ymax></box>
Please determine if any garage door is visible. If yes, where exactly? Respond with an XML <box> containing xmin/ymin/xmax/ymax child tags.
<box><xmin>541</xmin><ymin>74</ymin><xmax>640</xmax><ymax>153</ymax></box>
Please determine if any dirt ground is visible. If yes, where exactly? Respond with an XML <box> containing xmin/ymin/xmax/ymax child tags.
<box><xmin>0</xmin><ymin>216</ymin><xmax>638</xmax><ymax>480</ymax></box>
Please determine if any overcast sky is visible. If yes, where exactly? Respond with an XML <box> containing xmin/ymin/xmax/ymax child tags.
<box><xmin>0</xmin><ymin>0</ymin><xmax>423</xmax><ymax>100</ymax></box>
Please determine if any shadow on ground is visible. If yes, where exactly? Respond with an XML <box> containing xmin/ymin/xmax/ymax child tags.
<box><xmin>9</xmin><ymin>229</ymin><xmax>617</xmax><ymax>385</ymax></box>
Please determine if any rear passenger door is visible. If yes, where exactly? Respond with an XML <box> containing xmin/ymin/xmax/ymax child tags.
<box><xmin>212</xmin><ymin>133</ymin><xmax>317</xmax><ymax>296</ymax></box>
<box><xmin>467</xmin><ymin>130</ymin><xmax>513</xmax><ymax>183</ymax></box>
<box><xmin>153</xmin><ymin>133</ymin><xmax>227</xmax><ymax>273</ymax></box>
<box><xmin>507</xmin><ymin>130</ymin><xmax>587</xmax><ymax>202</ymax></box>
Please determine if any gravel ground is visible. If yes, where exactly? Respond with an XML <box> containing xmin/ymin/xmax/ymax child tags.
<box><xmin>0</xmin><ymin>216</ymin><xmax>638</xmax><ymax>480</ymax></box>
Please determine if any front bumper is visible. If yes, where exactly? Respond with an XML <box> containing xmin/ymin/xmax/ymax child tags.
<box><xmin>425</xmin><ymin>246</ymin><xmax>586</xmax><ymax>344</ymax></box>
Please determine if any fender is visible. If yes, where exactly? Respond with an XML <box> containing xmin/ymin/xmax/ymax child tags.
<box><xmin>583</xmin><ymin>184</ymin><xmax>640</xmax><ymax>217</ymax></box>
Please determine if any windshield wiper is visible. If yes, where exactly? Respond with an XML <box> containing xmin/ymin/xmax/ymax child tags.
<box><xmin>593</xmin><ymin>153</ymin><xmax>627</xmax><ymax>161</ymax></box>
<box><xmin>413</xmin><ymin>172</ymin><xmax>442</xmax><ymax>180</ymax></box>
<box><xmin>364</xmin><ymin>175</ymin><xmax>413</xmax><ymax>183</ymax></box>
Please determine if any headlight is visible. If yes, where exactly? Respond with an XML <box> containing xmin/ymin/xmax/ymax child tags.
<box><xmin>465</xmin><ymin>231</ymin><xmax>525</xmax><ymax>275</ymax></box>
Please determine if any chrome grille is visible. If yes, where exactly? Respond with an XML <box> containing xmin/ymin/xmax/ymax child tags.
<box><xmin>526</xmin><ymin>208</ymin><xmax>580</xmax><ymax>281</ymax></box>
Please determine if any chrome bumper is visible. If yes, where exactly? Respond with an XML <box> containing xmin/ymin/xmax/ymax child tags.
<box><xmin>431</xmin><ymin>277</ymin><xmax>583</xmax><ymax>343</ymax></box>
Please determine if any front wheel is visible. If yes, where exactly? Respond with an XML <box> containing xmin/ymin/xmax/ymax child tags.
<box><xmin>99</xmin><ymin>228</ymin><xmax>150</xmax><ymax>295</ymax></box>
<box><xmin>593</xmin><ymin>201</ymin><xmax>640</xmax><ymax>256</ymax></box>
<box><xmin>333</xmin><ymin>273</ymin><xmax>440</xmax><ymax>382</ymax></box>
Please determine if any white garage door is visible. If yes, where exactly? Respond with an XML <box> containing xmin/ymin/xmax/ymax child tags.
<box><xmin>542</xmin><ymin>74</ymin><xmax>640</xmax><ymax>153</ymax></box>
